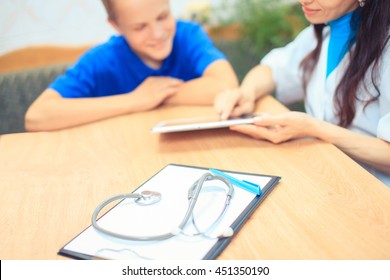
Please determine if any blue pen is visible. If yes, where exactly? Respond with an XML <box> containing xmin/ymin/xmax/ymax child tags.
<box><xmin>209</xmin><ymin>168</ymin><xmax>262</xmax><ymax>195</ymax></box>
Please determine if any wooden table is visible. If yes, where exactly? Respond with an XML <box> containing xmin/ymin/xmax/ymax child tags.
<box><xmin>1</xmin><ymin>96</ymin><xmax>389</xmax><ymax>260</ymax></box>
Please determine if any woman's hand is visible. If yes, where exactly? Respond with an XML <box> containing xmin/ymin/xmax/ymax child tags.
<box><xmin>230</xmin><ymin>111</ymin><xmax>315</xmax><ymax>143</ymax></box>
<box><xmin>214</xmin><ymin>87</ymin><xmax>257</xmax><ymax>120</ymax></box>
<box><xmin>214</xmin><ymin>65</ymin><xmax>275</xmax><ymax>120</ymax></box>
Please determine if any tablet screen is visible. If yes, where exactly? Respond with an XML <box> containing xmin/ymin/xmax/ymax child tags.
<box><xmin>151</xmin><ymin>113</ymin><xmax>258</xmax><ymax>133</ymax></box>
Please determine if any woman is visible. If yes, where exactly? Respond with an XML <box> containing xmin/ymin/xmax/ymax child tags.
<box><xmin>214</xmin><ymin>0</ymin><xmax>390</xmax><ymax>186</ymax></box>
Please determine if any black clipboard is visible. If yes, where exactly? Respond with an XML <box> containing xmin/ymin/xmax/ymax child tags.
<box><xmin>59</xmin><ymin>164</ymin><xmax>281</xmax><ymax>260</ymax></box>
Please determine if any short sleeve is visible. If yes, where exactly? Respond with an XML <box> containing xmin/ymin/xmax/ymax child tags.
<box><xmin>261</xmin><ymin>26</ymin><xmax>317</xmax><ymax>104</ymax></box>
<box><xmin>49</xmin><ymin>53</ymin><xmax>96</xmax><ymax>98</ymax></box>
<box><xmin>48</xmin><ymin>36</ymin><xmax>136</xmax><ymax>98</ymax></box>
<box><xmin>177</xmin><ymin>21</ymin><xmax>226</xmax><ymax>76</ymax></box>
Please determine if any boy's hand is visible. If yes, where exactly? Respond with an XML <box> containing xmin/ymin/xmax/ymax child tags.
<box><xmin>131</xmin><ymin>77</ymin><xmax>183</xmax><ymax>110</ymax></box>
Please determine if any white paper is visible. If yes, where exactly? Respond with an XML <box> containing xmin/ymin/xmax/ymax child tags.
<box><xmin>62</xmin><ymin>165</ymin><xmax>274</xmax><ymax>260</ymax></box>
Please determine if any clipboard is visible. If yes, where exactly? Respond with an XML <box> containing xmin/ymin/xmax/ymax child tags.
<box><xmin>58</xmin><ymin>164</ymin><xmax>281</xmax><ymax>260</ymax></box>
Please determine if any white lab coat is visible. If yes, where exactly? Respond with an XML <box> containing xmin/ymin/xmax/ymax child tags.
<box><xmin>261</xmin><ymin>25</ymin><xmax>390</xmax><ymax>187</ymax></box>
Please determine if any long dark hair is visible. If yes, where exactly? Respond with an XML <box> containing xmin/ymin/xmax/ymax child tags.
<box><xmin>300</xmin><ymin>0</ymin><xmax>390</xmax><ymax>127</ymax></box>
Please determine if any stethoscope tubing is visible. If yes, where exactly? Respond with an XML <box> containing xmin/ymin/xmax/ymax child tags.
<box><xmin>91</xmin><ymin>173</ymin><xmax>234</xmax><ymax>241</ymax></box>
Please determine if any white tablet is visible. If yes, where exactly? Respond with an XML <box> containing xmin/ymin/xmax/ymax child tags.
<box><xmin>151</xmin><ymin>113</ymin><xmax>258</xmax><ymax>133</ymax></box>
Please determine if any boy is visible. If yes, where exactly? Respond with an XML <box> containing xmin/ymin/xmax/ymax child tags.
<box><xmin>25</xmin><ymin>0</ymin><xmax>238</xmax><ymax>131</ymax></box>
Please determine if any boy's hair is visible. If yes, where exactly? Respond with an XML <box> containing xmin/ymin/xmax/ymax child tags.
<box><xmin>101</xmin><ymin>0</ymin><xmax>115</xmax><ymax>20</ymax></box>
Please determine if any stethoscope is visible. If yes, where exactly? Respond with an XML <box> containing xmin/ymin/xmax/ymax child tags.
<box><xmin>91</xmin><ymin>172</ymin><xmax>235</xmax><ymax>241</ymax></box>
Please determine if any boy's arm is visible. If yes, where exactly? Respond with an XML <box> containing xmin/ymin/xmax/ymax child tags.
<box><xmin>164</xmin><ymin>59</ymin><xmax>239</xmax><ymax>105</ymax></box>
<box><xmin>25</xmin><ymin>76</ymin><xmax>182</xmax><ymax>132</ymax></box>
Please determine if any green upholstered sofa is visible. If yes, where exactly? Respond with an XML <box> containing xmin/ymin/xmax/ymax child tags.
<box><xmin>0</xmin><ymin>63</ymin><xmax>69</xmax><ymax>134</ymax></box>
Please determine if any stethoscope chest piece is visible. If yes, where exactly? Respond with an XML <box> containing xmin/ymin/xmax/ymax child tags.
<box><xmin>135</xmin><ymin>190</ymin><xmax>162</xmax><ymax>206</ymax></box>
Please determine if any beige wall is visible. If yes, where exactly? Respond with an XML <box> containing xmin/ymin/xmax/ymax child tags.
<box><xmin>0</xmin><ymin>0</ymin><xmax>114</xmax><ymax>56</ymax></box>
<box><xmin>0</xmin><ymin>0</ymin><xmax>229</xmax><ymax>56</ymax></box>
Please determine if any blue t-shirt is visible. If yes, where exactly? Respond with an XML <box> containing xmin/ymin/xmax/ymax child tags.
<box><xmin>50</xmin><ymin>20</ymin><xmax>226</xmax><ymax>98</ymax></box>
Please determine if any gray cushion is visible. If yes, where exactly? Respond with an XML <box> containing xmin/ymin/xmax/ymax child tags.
<box><xmin>0</xmin><ymin>63</ymin><xmax>68</xmax><ymax>134</ymax></box>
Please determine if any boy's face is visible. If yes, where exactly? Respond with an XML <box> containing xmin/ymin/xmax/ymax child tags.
<box><xmin>109</xmin><ymin>0</ymin><xmax>175</xmax><ymax>68</ymax></box>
